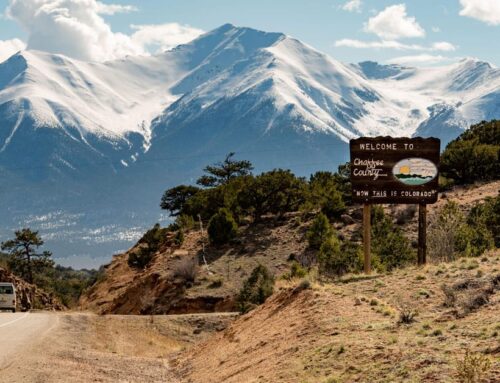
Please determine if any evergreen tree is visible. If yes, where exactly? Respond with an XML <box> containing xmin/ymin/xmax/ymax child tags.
<box><xmin>207</xmin><ymin>208</ymin><xmax>238</xmax><ymax>245</ymax></box>
<box><xmin>238</xmin><ymin>169</ymin><xmax>306</xmax><ymax>220</ymax></box>
<box><xmin>318</xmin><ymin>235</ymin><xmax>352</xmax><ymax>277</ymax></box>
<box><xmin>236</xmin><ymin>264</ymin><xmax>274</xmax><ymax>313</ymax></box>
<box><xmin>306</xmin><ymin>213</ymin><xmax>333</xmax><ymax>250</ymax></box>
<box><xmin>371</xmin><ymin>206</ymin><xmax>414</xmax><ymax>270</ymax></box>
<box><xmin>160</xmin><ymin>185</ymin><xmax>200</xmax><ymax>216</ymax></box>
<box><xmin>306</xmin><ymin>171</ymin><xmax>346</xmax><ymax>219</ymax></box>
<box><xmin>441</xmin><ymin>120</ymin><xmax>499</xmax><ymax>184</ymax></box>
<box><xmin>1</xmin><ymin>229</ymin><xmax>54</xmax><ymax>283</ymax></box>
<box><xmin>197</xmin><ymin>152</ymin><xmax>253</xmax><ymax>187</ymax></box>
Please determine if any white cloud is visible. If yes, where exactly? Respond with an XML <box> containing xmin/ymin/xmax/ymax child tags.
<box><xmin>386</xmin><ymin>54</ymin><xmax>455</xmax><ymax>65</ymax></box>
<box><xmin>131</xmin><ymin>23</ymin><xmax>204</xmax><ymax>53</ymax></box>
<box><xmin>459</xmin><ymin>0</ymin><xmax>500</xmax><ymax>25</ymax></box>
<box><xmin>335</xmin><ymin>39</ymin><xmax>456</xmax><ymax>52</ymax></box>
<box><xmin>341</xmin><ymin>0</ymin><xmax>362</xmax><ymax>13</ymax></box>
<box><xmin>364</xmin><ymin>4</ymin><xmax>425</xmax><ymax>40</ymax></box>
<box><xmin>431</xmin><ymin>41</ymin><xmax>456</xmax><ymax>52</ymax></box>
<box><xmin>6</xmin><ymin>0</ymin><xmax>142</xmax><ymax>61</ymax></box>
<box><xmin>0</xmin><ymin>38</ymin><xmax>26</xmax><ymax>62</ymax></box>
<box><xmin>95</xmin><ymin>3</ymin><xmax>137</xmax><ymax>15</ymax></box>
<box><xmin>5</xmin><ymin>0</ymin><xmax>204</xmax><ymax>62</ymax></box>
<box><xmin>431</xmin><ymin>26</ymin><xmax>440</xmax><ymax>32</ymax></box>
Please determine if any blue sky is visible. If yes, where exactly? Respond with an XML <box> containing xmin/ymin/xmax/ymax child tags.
<box><xmin>0</xmin><ymin>0</ymin><xmax>499</xmax><ymax>65</ymax></box>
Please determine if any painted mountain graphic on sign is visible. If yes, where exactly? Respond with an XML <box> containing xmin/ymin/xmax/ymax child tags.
<box><xmin>393</xmin><ymin>158</ymin><xmax>437</xmax><ymax>185</ymax></box>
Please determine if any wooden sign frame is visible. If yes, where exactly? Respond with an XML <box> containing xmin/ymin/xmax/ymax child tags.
<box><xmin>349</xmin><ymin>137</ymin><xmax>441</xmax><ymax>273</ymax></box>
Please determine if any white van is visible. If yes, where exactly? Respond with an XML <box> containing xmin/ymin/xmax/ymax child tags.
<box><xmin>0</xmin><ymin>282</ymin><xmax>16</xmax><ymax>313</ymax></box>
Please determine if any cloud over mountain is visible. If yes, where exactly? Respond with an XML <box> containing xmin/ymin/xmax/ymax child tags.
<box><xmin>0</xmin><ymin>38</ymin><xmax>25</xmax><ymax>62</ymax></box>
<box><xmin>5</xmin><ymin>0</ymin><xmax>203</xmax><ymax>61</ymax></box>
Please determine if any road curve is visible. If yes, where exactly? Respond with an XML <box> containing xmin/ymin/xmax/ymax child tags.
<box><xmin>0</xmin><ymin>312</ymin><xmax>58</xmax><ymax>370</ymax></box>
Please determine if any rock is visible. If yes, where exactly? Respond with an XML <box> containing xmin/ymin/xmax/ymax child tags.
<box><xmin>0</xmin><ymin>267</ymin><xmax>64</xmax><ymax>311</ymax></box>
<box><xmin>351</xmin><ymin>209</ymin><xmax>363</xmax><ymax>220</ymax></box>
<box><xmin>341</xmin><ymin>214</ymin><xmax>356</xmax><ymax>225</ymax></box>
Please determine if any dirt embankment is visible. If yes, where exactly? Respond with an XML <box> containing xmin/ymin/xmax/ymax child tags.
<box><xmin>80</xmin><ymin>181</ymin><xmax>500</xmax><ymax>316</ymax></box>
<box><xmin>174</xmin><ymin>253</ymin><xmax>500</xmax><ymax>383</ymax></box>
<box><xmin>0</xmin><ymin>267</ymin><xmax>63</xmax><ymax>311</ymax></box>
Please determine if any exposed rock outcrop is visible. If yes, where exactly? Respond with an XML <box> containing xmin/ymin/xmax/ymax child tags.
<box><xmin>0</xmin><ymin>267</ymin><xmax>64</xmax><ymax>311</ymax></box>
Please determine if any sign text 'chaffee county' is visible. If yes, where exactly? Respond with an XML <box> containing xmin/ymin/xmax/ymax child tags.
<box><xmin>350</xmin><ymin>137</ymin><xmax>440</xmax><ymax>204</ymax></box>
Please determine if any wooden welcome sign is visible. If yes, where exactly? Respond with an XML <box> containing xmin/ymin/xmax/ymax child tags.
<box><xmin>350</xmin><ymin>137</ymin><xmax>441</xmax><ymax>273</ymax></box>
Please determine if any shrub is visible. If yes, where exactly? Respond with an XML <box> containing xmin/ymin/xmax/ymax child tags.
<box><xmin>429</xmin><ymin>201</ymin><xmax>494</xmax><ymax>261</ymax></box>
<box><xmin>395</xmin><ymin>205</ymin><xmax>417</xmax><ymax>225</ymax></box>
<box><xmin>296</xmin><ymin>278</ymin><xmax>311</xmax><ymax>291</ymax></box>
<box><xmin>306</xmin><ymin>213</ymin><xmax>333</xmax><ymax>249</ymax></box>
<box><xmin>282</xmin><ymin>262</ymin><xmax>308</xmax><ymax>280</ymax></box>
<box><xmin>138</xmin><ymin>224</ymin><xmax>168</xmax><ymax>252</ymax></box>
<box><xmin>371</xmin><ymin>206</ymin><xmax>414</xmax><ymax>270</ymax></box>
<box><xmin>175</xmin><ymin>214</ymin><xmax>195</xmax><ymax>231</ymax></box>
<box><xmin>441</xmin><ymin>284</ymin><xmax>457</xmax><ymax>307</ymax></box>
<box><xmin>456</xmin><ymin>349</ymin><xmax>492</xmax><ymax>383</ymax></box>
<box><xmin>128</xmin><ymin>223</ymin><xmax>169</xmax><ymax>269</ymax></box>
<box><xmin>208</xmin><ymin>277</ymin><xmax>223</xmax><ymax>288</ymax></box>
<box><xmin>207</xmin><ymin>208</ymin><xmax>238</xmax><ymax>245</ymax></box>
<box><xmin>174</xmin><ymin>257</ymin><xmax>198</xmax><ymax>283</ymax></box>
<box><xmin>128</xmin><ymin>247</ymin><xmax>154</xmax><ymax>269</ymax></box>
<box><xmin>236</xmin><ymin>265</ymin><xmax>274</xmax><ymax>313</ymax></box>
<box><xmin>428</xmin><ymin>201</ymin><xmax>464</xmax><ymax>262</ymax></box>
<box><xmin>174</xmin><ymin>230</ymin><xmax>184</xmax><ymax>246</ymax></box>
<box><xmin>455</xmin><ymin>223</ymin><xmax>493</xmax><ymax>257</ymax></box>
<box><xmin>398</xmin><ymin>306</ymin><xmax>417</xmax><ymax>324</ymax></box>
<box><xmin>318</xmin><ymin>236</ymin><xmax>352</xmax><ymax>277</ymax></box>
<box><xmin>467</xmin><ymin>194</ymin><xmax>500</xmax><ymax>248</ymax></box>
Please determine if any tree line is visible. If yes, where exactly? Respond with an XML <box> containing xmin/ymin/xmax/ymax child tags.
<box><xmin>0</xmin><ymin>229</ymin><xmax>100</xmax><ymax>307</ymax></box>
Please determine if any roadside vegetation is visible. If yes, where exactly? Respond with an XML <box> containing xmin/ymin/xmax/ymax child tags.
<box><xmin>0</xmin><ymin>229</ymin><xmax>101</xmax><ymax>307</ymax></box>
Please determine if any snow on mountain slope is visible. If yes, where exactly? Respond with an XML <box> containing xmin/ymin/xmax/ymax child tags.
<box><xmin>0</xmin><ymin>50</ymin><xmax>183</xmax><ymax>145</ymax></box>
<box><xmin>406</xmin><ymin>59</ymin><xmax>500</xmax><ymax>144</ymax></box>
<box><xmin>149</xmin><ymin>24</ymin><xmax>425</xmax><ymax>166</ymax></box>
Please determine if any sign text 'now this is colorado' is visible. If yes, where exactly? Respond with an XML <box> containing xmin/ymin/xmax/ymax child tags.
<box><xmin>350</xmin><ymin>137</ymin><xmax>440</xmax><ymax>204</ymax></box>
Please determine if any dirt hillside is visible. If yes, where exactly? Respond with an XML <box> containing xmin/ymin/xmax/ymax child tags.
<box><xmin>80</xmin><ymin>181</ymin><xmax>500</xmax><ymax>316</ymax></box>
<box><xmin>174</xmin><ymin>253</ymin><xmax>500</xmax><ymax>383</ymax></box>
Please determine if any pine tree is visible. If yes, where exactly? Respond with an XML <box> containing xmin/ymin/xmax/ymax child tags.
<box><xmin>197</xmin><ymin>152</ymin><xmax>253</xmax><ymax>187</ymax></box>
<box><xmin>1</xmin><ymin>228</ymin><xmax>54</xmax><ymax>283</ymax></box>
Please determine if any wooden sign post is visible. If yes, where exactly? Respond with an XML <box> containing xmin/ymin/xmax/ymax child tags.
<box><xmin>418</xmin><ymin>204</ymin><xmax>427</xmax><ymax>265</ymax></box>
<box><xmin>363</xmin><ymin>203</ymin><xmax>371</xmax><ymax>274</ymax></box>
<box><xmin>350</xmin><ymin>137</ymin><xmax>440</xmax><ymax>273</ymax></box>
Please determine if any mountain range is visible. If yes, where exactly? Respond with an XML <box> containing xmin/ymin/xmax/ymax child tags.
<box><xmin>0</xmin><ymin>24</ymin><xmax>498</xmax><ymax>268</ymax></box>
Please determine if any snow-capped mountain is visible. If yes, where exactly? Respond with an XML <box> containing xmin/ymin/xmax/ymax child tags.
<box><xmin>0</xmin><ymin>23</ymin><xmax>498</xmax><ymax>267</ymax></box>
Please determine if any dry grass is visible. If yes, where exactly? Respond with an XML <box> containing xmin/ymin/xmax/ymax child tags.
<box><xmin>175</xmin><ymin>251</ymin><xmax>500</xmax><ymax>383</ymax></box>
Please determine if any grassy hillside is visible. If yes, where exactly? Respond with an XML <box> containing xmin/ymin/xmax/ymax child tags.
<box><xmin>174</xmin><ymin>253</ymin><xmax>500</xmax><ymax>383</ymax></box>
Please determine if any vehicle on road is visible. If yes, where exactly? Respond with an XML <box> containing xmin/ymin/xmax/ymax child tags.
<box><xmin>0</xmin><ymin>282</ymin><xmax>16</xmax><ymax>312</ymax></box>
